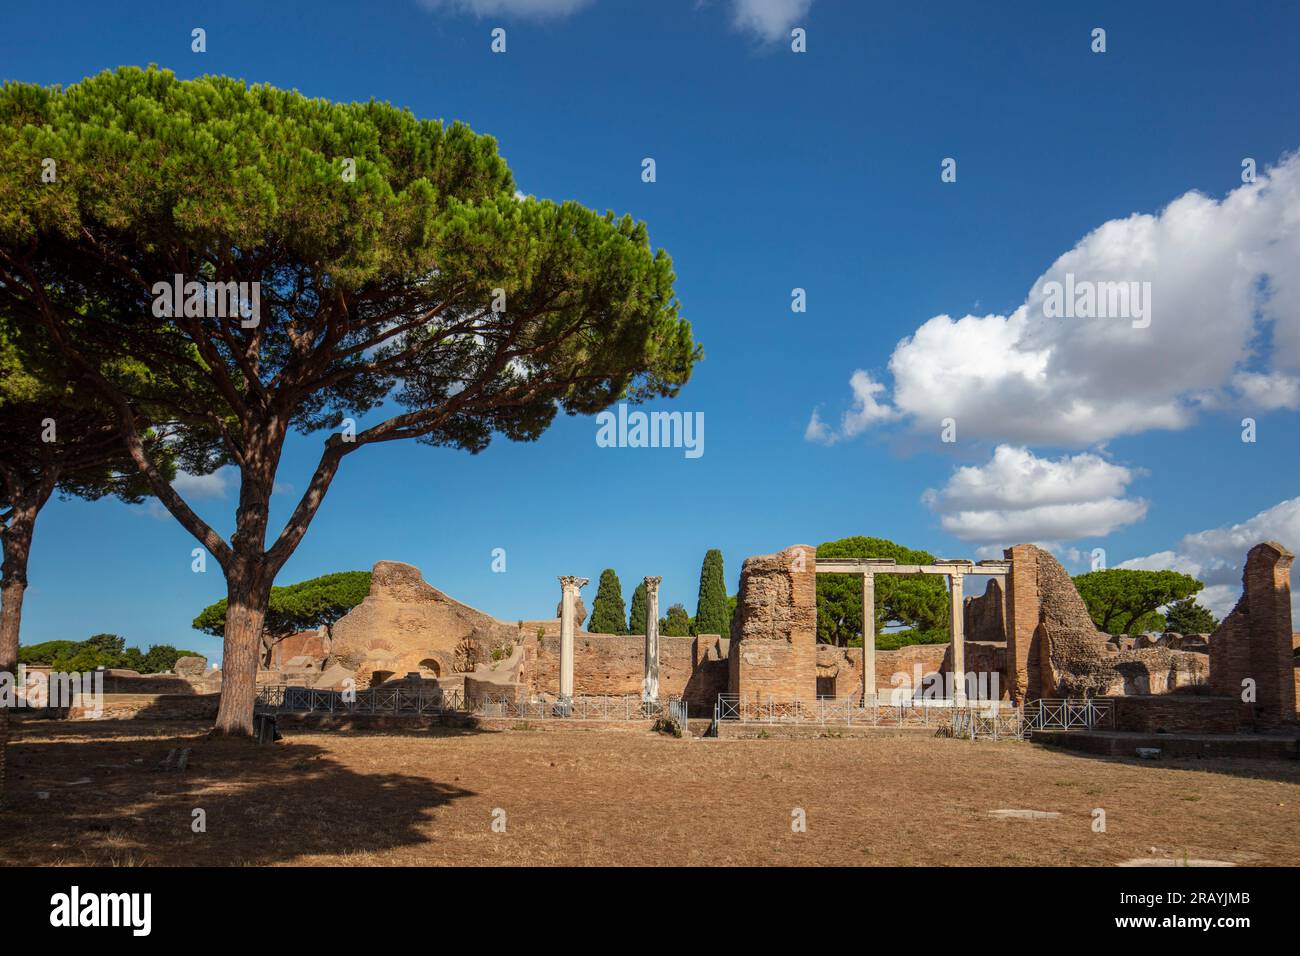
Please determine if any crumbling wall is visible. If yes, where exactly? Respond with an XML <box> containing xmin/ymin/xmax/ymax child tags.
<box><xmin>963</xmin><ymin>578</ymin><xmax>1007</xmax><ymax>643</ymax></box>
<box><xmin>1031</xmin><ymin>546</ymin><xmax>1113</xmax><ymax>697</ymax></box>
<box><xmin>268</xmin><ymin>629</ymin><xmax>329</xmax><ymax>668</ymax></box>
<box><xmin>325</xmin><ymin>560</ymin><xmax>517</xmax><ymax>687</ymax></box>
<box><xmin>1003</xmin><ymin>544</ymin><xmax>1210</xmax><ymax>702</ymax></box>
<box><xmin>1209</xmin><ymin>542</ymin><xmax>1296</xmax><ymax>728</ymax></box>
<box><xmin>728</xmin><ymin>545</ymin><xmax>817</xmax><ymax>704</ymax></box>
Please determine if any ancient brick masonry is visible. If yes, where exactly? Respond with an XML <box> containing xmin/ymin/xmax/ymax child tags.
<box><xmin>1004</xmin><ymin>544</ymin><xmax>1040</xmax><ymax>702</ymax></box>
<box><xmin>1209</xmin><ymin>542</ymin><xmax>1297</xmax><ymax>728</ymax></box>
<box><xmin>1111</xmin><ymin>696</ymin><xmax>1240</xmax><ymax>734</ymax></box>
<box><xmin>1002</xmin><ymin>544</ymin><xmax>1210</xmax><ymax>702</ymax></box>
<box><xmin>963</xmin><ymin>578</ymin><xmax>1006</xmax><ymax>643</ymax></box>
<box><xmin>525</xmin><ymin>633</ymin><xmax>726</xmax><ymax>712</ymax></box>
<box><xmin>817</xmin><ymin>642</ymin><xmax>1007</xmax><ymax>701</ymax></box>
<box><xmin>728</xmin><ymin>545</ymin><xmax>818</xmax><ymax>704</ymax></box>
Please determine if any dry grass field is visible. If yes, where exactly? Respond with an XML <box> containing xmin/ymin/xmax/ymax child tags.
<box><xmin>2</xmin><ymin>719</ymin><xmax>1297</xmax><ymax>867</ymax></box>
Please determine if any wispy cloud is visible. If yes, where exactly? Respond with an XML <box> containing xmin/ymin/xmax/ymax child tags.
<box><xmin>172</xmin><ymin>468</ymin><xmax>234</xmax><ymax>500</ymax></box>
<box><xmin>417</xmin><ymin>0</ymin><xmax>595</xmax><ymax>19</ymax></box>
<box><xmin>1120</xmin><ymin>497</ymin><xmax>1300</xmax><ymax>621</ymax></box>
<box><xmin>728</xmin><ymin>0</ymin><xmax>813</xmax><ymax>43</ymax></box>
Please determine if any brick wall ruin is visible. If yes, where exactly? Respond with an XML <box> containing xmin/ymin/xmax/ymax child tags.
<box><xmin>524</xmin><ymin>632</ymin><xmax>727</xmax><ymax>711</ymax></box>
<box><xmin>326</xmin><ymin>560</ymin><xmax>518</xmax><ymax>685</ymax></box>
<box><xmin>1004</xmin><ymin>544</ymin><xmax>1041</xmax><ymax>702</ymax></box>
<box><xmin>727</xmin><ymin>545</ymin><xmax>818</xmax><ymax>704</ymax></box>
<box><xmin>963</xmin><ymin>578</ymin><xmax>1007</xmax><ymax>643</ymax></box>
<box><xmin>815</xmin><ymin>642</ymin><xmax>1008</xmax><ymax>701</ymax></box>
<box><xmin>1111</xmin><ymin>696</ymin><xmax>1240</xmax><ymax>734</ymax></box>
<box><xmin>1002</xmin><ymin>544</ymin><xmax>1214</xmax><ymax>703</ymax></box>
<box><xmin>76</xmin><ymin>544</ymin><xmax>1281</xmax><ymax>736</ymax></box>
<box><xmin>1209</xmin><ymin>541</ymin><xmax>1297</xmax><ymax>728</ymax></box>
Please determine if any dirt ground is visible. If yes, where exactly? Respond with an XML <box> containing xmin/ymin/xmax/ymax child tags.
<box><xmin>2</xmin><ymin>719</ymin><xmax>1297</xmax><ymax>866</ymax></box>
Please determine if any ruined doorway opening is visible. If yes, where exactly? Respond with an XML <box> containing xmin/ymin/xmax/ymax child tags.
<box><xmin>418</xmin><ymin>658</ymin><xmax>441</xmax><ymax>678</ymax></box>
<box><xmin>369</xmin><ymin>670</ymin><xmax>394</xmax><ymax>688</ymax></box>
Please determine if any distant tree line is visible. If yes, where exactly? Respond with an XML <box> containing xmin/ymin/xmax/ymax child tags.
<box><xmin>17</xmin><ymin>633</ymin><xmax>203</xmax><ymax>674</ymax></box>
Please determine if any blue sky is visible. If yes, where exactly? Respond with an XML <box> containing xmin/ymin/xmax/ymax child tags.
<box><xmin>3</xmin><ymin>0</ymin><xmax>1299</xmax><ymax>662</ymax></box>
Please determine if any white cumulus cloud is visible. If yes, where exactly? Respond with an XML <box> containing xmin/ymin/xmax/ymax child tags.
<box><xmin>811</xmin><ymin>152</ymin><xmax>1300</xmax><ymax>446</ymax></box>
<box><xmin>923</xmin><ymin>445</ymin><xmax>1148</xmax><ymax>545</ymax></box>
<box><xmin>1119</xmin><ymin>497</ymin><xmax>1300</xmax><ymax>622</ymax></box>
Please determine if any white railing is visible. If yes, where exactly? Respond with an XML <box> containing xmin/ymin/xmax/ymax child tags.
<box><xmin>667</xmin><ymin>696</ymin><xmax>689</xmax><ymax>731</ymax></box>
<box><xmin>949</xmin><ymin>707</ymin><xmax>1026</xmax><ymax>740</ymax></box>
<box><xmin>1023</xmin><ymin>698</ymin><xmax>1114</xmax><ymax>732</ymax></box>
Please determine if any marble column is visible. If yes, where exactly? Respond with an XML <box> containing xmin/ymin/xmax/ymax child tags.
<box><xmin>558</xmin><ymin>576</ymin><xmax>588</xmax><ymax>701</ymax></box>
<box><xmin>642</xmin><ymin>576</ymin><xmax>662</xmax><ymax>702</ymax></box>
<box><xmin>949</xmin><ymin>573</ymin><xmax>966</xmax><ymax>705</ymax></box>
<box><xmin>861</xmin><ymin>573</ymin><xmax>876</xmax><ymax>705</ymax></box>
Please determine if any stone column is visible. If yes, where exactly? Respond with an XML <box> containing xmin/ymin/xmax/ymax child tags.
<box><xmin>949</xmin><ymin>573</ymin><xmax>966</xmax><ymax>704</ymax></box>
<box><xmin>642</xmin><ymin>576</ymin><xmax>662</xmax><ymax>702</ymax></box>
<box><xmin>558</xmin><ymin>576</ymin><xmax>588</xmax><ymax>701</ymax></box>
<box><xmin>861</xmin><ymin>573</ymin><xmax>876</xmax><ymax>705</ymax></box>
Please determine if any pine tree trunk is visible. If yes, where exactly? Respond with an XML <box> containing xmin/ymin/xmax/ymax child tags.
<box><xmin>0</xmin><ymin>518</ymin><xmax>34</xmax><ymax>809</ymax></box>
<box><xmin>212</xmin><ymin>563</ymin><xmax>272</xmax><ymax>737</ymax></box>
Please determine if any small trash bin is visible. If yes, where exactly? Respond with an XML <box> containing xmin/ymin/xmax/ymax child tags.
<box><xmin>253</xmin><ymin>713</ymin><xmax>281</xmax><ymax>744</ymax></box>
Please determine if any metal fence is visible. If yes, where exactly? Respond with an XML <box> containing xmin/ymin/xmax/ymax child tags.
<box><xmin>1023</xmin><ymin>698</ymin><xmax>1114</xmax><ymax>733</ymax></box>
<box><xmin>948</xmin><ymin>707</ymin><xmax>1026</xmax><ymax>740</ymax></box>
<box><xmin>666</xmin><ymin>696</ymin><xmax>689</xmax><ymax>732</ymax></box>
<box><xmin>256</xmin><ymin>685</ymin><xmax>466</xmax><ymax>716</ymax></box>
<box><xmin>712</xmin><ymin>693</ymin><xmax>1018</xmax><ymax>729</ymax></box>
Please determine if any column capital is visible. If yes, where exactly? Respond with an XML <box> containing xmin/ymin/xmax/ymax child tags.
<box><xmin>558</xmin><ymin>575</ymin><xmax>589</xmax><ymax>591</ymax></box>
<box><xmin>643</xmin><ymin>575</ymin><xmax>662</xmax><ymax>594</ymax></box>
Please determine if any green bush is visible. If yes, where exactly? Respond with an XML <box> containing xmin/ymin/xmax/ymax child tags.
<box><xmin>17</xmin><ymin>635</ymin><xmax>204</xmax><ymax>673</ymax></box>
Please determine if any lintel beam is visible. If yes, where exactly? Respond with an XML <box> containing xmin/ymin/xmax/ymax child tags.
<box><xmin>815</xmin><ymin>559</ymin><xmax>1008</xmax><ymax>576</ymax></box>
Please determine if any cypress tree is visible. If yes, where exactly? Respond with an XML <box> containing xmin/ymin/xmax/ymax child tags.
<box><xmin>588</xmin><ymin>568</ymin><xmax>628</xmax><ymax>635</ymax></box>
<box><xmin>628</xmin><ymin>581</ymin><xmax>648</xmax><ymax>635</ymax></box>
<box><xmin>693</xmin><ymin>548</ymin><xmax>730</xmax><ymax>636</ymax></box>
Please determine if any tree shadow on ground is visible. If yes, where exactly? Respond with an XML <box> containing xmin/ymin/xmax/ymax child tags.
<box><xmin>0</xmin><ymin>719</ymin><xmax>480</xmax><ymax>866</ymax></box>
<box><xmin>1028</xmin><ymin>736</ymin><xmax>1300</xmax><ymax>786</ymax></box>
